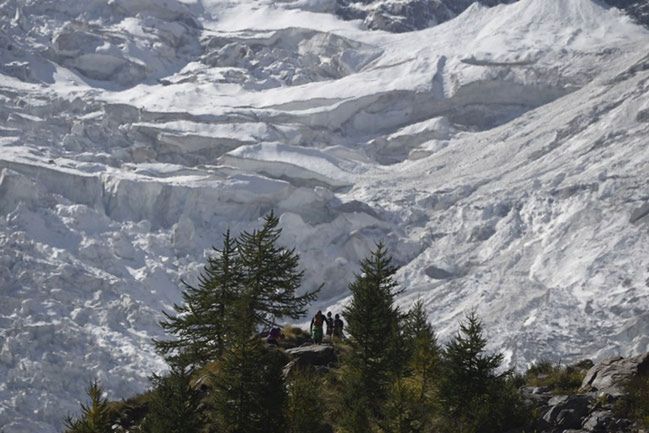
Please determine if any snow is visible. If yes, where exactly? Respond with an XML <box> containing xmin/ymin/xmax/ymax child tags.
<box><xmin>220</xmin><ymin>143</ymin><xmax>368</xmax><ymax>188</ymax></box>
<box><xmin>1</xmin><ymin>0</ymin><xmax>649</xmax><ymax>431</ymax></box>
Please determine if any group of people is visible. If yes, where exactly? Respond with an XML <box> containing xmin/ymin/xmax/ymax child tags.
<box><xmin>310</xmin><ymin>310</ymin><xmax>344</xmax><ymax>344</ymax></box>
<box><xmin>264</xmin><ymin>310</ymin><xmax>345</xmax><ymax>346</ymax></box>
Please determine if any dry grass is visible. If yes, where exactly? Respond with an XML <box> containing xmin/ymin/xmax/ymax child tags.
<box><xmin>525</xmin><ymin>360</ymin><xmax>587</xmax><ymax>394</ymax></box>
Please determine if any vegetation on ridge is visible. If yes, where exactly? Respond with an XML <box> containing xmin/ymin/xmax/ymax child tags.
<box><xmin>63</xmin><ymin>211</ymin><xmax>649</xmax><ymax>433</ymax></box>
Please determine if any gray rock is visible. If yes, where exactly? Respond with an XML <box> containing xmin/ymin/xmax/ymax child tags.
<box><xmin>424</xmin><ymin>265</ymin><xmax>455</xmax><ymax>279</ymax></box>
<box><xmin>1</xmin><ymin>61</ymin><xmax>33</xmax><ymax>82</ymax></box>
<box><xmin>285</xmin><ymin>344</ymin><xmax>337</xmax><ymax>367</ymax></box>
<box><xmin>542</xmin><ymin>395</ymin><xmax>591</xmax><ymax>428</ymax></box>
<box><xmin>630</xmin><ymin>202</ymin><xmax>649</xmax><ymax>224</ymax></box>
<box><xmin>282</xmin><ymin>358</ymin><xmax>300</xmax><ymax>378</ymax></box>
<box><xmin>557</xmin><ymin>409</ymin><xmax>583</xmax><ymax>429</ymax></box>
<box><xmin>581</xmin><ymin>352</ymin><xmax>649</xmax><ymax>396</ymax></box>
<box><xmin>582</xmin><ymin>410</ymin><xmax>616</xmax><ymax>432</ymax></box>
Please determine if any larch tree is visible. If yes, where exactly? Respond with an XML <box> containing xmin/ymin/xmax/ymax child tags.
<box><xmin>340</xmin><ymin>242</ymin><xmax>404</xmax><ymax>431</ymax></box>
<box><xmin>438</xmin><ymin>311</ymin><xmax>525</xmax><ymax>433</ymax></box>
<box><xmin>154</xmin><ymin>230</ymin><xmax>242</xmax><ymax>368</ymax></box>
<box><xmin>237</xmin><ymin>211</ymin><xmax>319</xmax><ymax>328</ymax></box>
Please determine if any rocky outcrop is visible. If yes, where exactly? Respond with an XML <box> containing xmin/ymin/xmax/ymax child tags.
<box><xmin>335</xmin><ymin>0</ymin><xmax>513</xmax><ymax>33</ymax></box>
<box><xmin>285</xmin><ymin>344</ymin><xmax>337</xmax><ymax>367</ymax></box>
<box><xmin>521</xmin><ymin>354</ymin><xmax>649</xmax><ymax>432</ymax></box>
<box><xmin>283</xmin><ymin>344</ymin><xmax>338</xmax><ymax>377</ymax></box>
<box><xmin>542</xmin><ymin>395</ymin><xmax>593</xmax><ymax>430</ymax></box>
<box><xmin>522</xmin><ymin>390</ymin><xmax>635</xmax><ymax>433</ymax></box>
<box><xmin>580</xmin><ymin>353</ymin><xmax>649</xmax><ymax>396</ymax></box>
<box><xmin>335</xmin><ymin>0</ymin><xmax>649</xmax><ymax>33</ymax></box>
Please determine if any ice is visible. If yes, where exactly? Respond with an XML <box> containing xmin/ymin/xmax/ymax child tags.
<box><xmin>1</xmin><ymin>0</ymin><xmax>649</xmax><ymax>431</ymax></box>
<box><xmin>220</xmin><ymin>143</ymin><xmax>367</xmax><ymax>189</ymax></box>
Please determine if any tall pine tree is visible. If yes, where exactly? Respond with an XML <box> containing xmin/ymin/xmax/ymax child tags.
<box><xmin>237</xmin><ymin>211</ymin><xmax>319</xmax><ymax>328</ymax></box>
<box><xmin>438</xmin><ymin>311</ymin><xmax>518</xmax><ymax>433</ymax></box>
<box><xmin>156</xmin><ymin>212</ymin><xmax>319</xmax><ymax>369</ymax></box>
<box><xmin>155</xmin><ymin>230</ymin><xmax>241</xmax><ymax>368</ymax></box>
<box><xmin>340</xmin><ymin>243</ymin><xmax>403</xmax><ymax>431</ymax></box>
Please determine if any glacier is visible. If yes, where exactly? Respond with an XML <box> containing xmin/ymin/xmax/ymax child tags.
<box><xmin>0</xmin><ymin>0</ymin><xmax>649</xmax><ymax>431</ymax></box>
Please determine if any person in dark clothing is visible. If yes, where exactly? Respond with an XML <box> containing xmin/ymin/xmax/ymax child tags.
<box><xmin>310</xmin><ymin>310</ymin><xmax>326</xmax><ymax>344</ymax></box>
<box><xmin>325</xmin><ymin>311</ymin><xmax>334</xmax><ymax>342</ymax></box>
<box><xmin>266</xmin><ymin>326</ymin><xmax>283</xmax><ymax>346</ymax></box>
<box><xmin>333</xmin><ymin>314</ymin><xmax>344</xmax><ymax>340</ymax></box>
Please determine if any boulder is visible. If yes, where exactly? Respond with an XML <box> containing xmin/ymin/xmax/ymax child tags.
<box><xmin>542</xmin><ymin>395</ymin><xmax>591</xmax><ymax>429</ymax></box>
<box><xmin>285</xmin><ymin>344</ymin><xmax>336</xmax><ymax>367</ymax></box>
<box><xmin>580</xmin><ymin>352</ymin><xmax>649</xmax><ymax>396</ymax></box>
<box><xmin>582</xmin><ymin>410</ymin><xmax>617</xmax><ymax>432</ymax></box>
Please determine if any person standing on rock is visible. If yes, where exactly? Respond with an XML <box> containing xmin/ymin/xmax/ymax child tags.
<box><xmin>325</xmin><ymin>311</ymin><xmax>334</xmax><ymax>342</ymax></box>
<box><xmin>310</xmin><ymin>310</ymin><xmax>326</xmax><ymax>344</ymax></box>
<box><xmin>333</xmin><ymin>314</ymin><xmax>344</xmax><ymax>340</ymax></box>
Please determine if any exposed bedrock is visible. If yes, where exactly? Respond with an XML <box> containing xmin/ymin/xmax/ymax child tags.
<box><xmin>581</xmin><ymin>352</ymin><xmax>649</xmax><ymax>396</ymax></box>
<box><xmin>336</xmin><ymin>0</ymin><xmax>649</xmax><ymax>33</ymax></box>
<box><xmin>335</xmin><ymin>0</ymin><xmax>515</xmax><ymax>32</ymax></box>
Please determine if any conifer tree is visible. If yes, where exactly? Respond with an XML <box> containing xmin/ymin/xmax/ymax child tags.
<box><xmin>406</xmin><ymin>300</ymin><xmax>440</xmax><ymax>402</ymax></box>
<box><xmin>64</xmin><ymin>380</ymin><xmax>112</xmax><ymax>433</ymax></box>
<box><xmin>286</xmin><ymin>369</ymin><xmax>327</xmax><ymax>433</ymax></box>
<box><xmin>340</xmin><ymin>243</ymin><xmax>403</xmax><ymax>430</ymax></box>
<box><xmin>210</xmin><ymin>296</ymin><xmax>287</xmax><ymax>433</ymax></box>
<box><xmin>155</xmin><ymin>230</ymin><xmax>241</xmax><ymax>368</ymax></box>
<box><xmin>139</xmin><ymin>367</ymin><xmax>204</xmax><ymax>433</ymax></box>
<box><xmin>237</xmin><ymin>211</ymin><xmax>319</xmax><ymax>327</ymax></box>
<box><xmin>380</xmin><ymin>301</ymin><xmax>440</xmax><ymax>433</ymax></box>
<box><xmin>438</xmin><ymin>311</ymin><xmax>511</xmax><ymax>433</ymax></box>
<box><xmin>339</xmin><ymin>367</ymin><xmax>373</xmax><ymax>433</ymax></box>
<box><xmin>382</xmin><ymin>378</ymin><xmax>421</xmax><ymax>433</ymax></box>
<box><xmin>156</xmin><ymin>213</ymin><xmax>318</xmax><ymax>369</ymax></box>
<box><xmin>383</xmin><ymin>301</ymin><xmax>441</xmax><ymax>433</ymax></box>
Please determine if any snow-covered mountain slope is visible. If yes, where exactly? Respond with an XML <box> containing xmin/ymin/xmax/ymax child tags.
<box><xmin>1</xmin><ymin>0</ymin><xmax>648</xmax><ymax>431</ymax></box>
<box><xmin>335</xmin><ymin>0</ymin><xmax>649</xmax><ymax>33</ymax></box>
